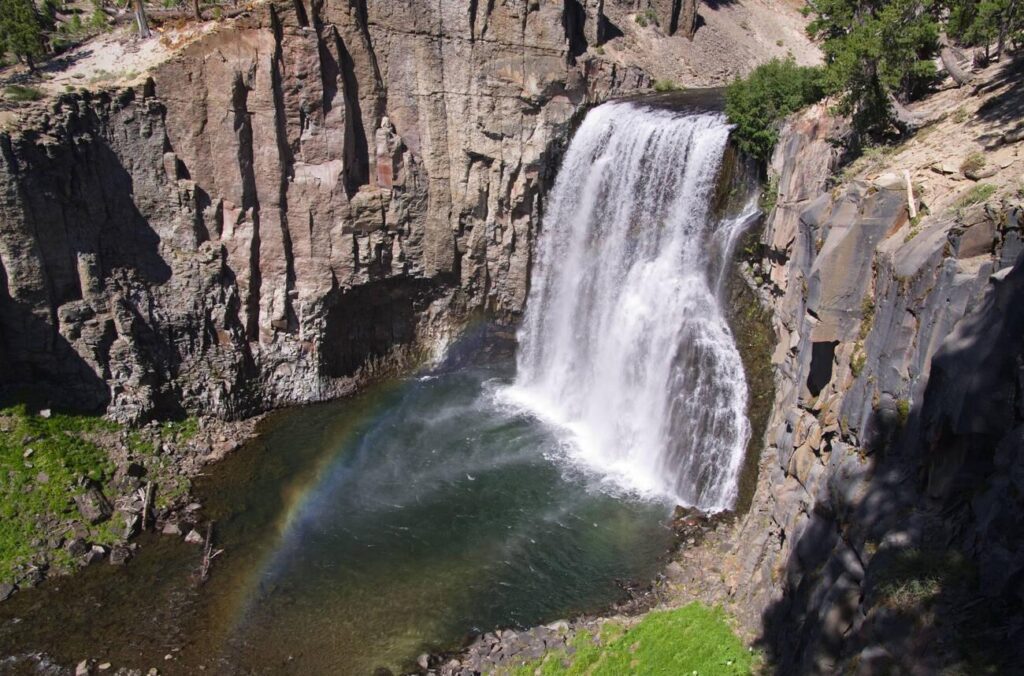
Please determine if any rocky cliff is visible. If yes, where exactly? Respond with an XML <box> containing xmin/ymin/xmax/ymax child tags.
<box><xmin>672</xmin><ymin>61</ymin><xmax>1024</xmax><ymax>673</ymax></box>
<box><xmin>0</xmin><ymin>0</ymin><xmax>815</xmax><ymax>423</ymax></box>
<box><xmin>1</xmin><ymin>0</ymin><xmax>646</xmax><ymax>422</ymax></box>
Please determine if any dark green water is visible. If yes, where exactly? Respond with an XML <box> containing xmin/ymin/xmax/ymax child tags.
<box><xmin>0</xmin><ymin>354</ymin><xmax>675</xmax><ymax>674</ymax></box>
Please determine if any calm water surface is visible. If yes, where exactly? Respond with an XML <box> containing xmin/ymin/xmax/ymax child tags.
<box><xmin>0</xmin><ymin>351</ymin><xmax>675</xmax><ymax>674</ymax></box>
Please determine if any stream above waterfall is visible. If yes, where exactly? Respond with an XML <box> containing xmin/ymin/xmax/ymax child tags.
<box><xmin>0</xmin><ymin>94</ymin><xmax>758</xmax><ymax>674</ymax></box>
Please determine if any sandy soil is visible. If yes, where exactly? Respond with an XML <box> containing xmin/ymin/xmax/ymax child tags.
<box><xmin>39</xmin><ymin>21</ymin><xmax>221</xmax><ymax>95</ymax></box>
<box><xmin>597</xmin><ymin>0</ymin><xmax>822</xmax><ymax>88</ymax></box>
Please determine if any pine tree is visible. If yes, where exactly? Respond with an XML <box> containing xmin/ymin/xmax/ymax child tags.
<box><xmin>946</xmin><ymin>0</ymin><xmax>1023</xmax><ymax>58</ymax></box>
<box><xmin>805</xmin><ymin>0</ymin><xmax>939</xmax><ymax>137</ymax></box>
<box><xmin>0</xmin><ymin>0</ymin><xmax>45</xmax><ymax>70</ymax></box>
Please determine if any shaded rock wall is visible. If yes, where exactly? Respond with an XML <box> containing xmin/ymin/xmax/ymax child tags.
<box><xmin>724</xmin><ymin>105</ymin><xmax>1024</xmax><ymax>672</ymax></box>
<box><xmin>0</xmin><ymin>0</ymin><xmax>651</xmax><ymax>421</ymax></box>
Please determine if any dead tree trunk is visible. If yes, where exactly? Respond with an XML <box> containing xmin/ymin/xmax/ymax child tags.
<box><xmin>939</xmin><ymin>33</ymin><xmax>973</xmax><ymax>86</ymax></box>
<box><xmin>196</xmin><ymin>522</ymin><xmax>223</xmax><ymax>585</ymax></box>
<box><xmin>141</xmin><ymin>481</ymin><xmax>154</xmax><ymax>531</ymax></box>
<box><xmin>997</xmin><ymin>0</ymin><xmax>1018</xmax><ymax>59</ymax></box>
<box><xmin>887</xmin><ymin>92</ymin><xmax>926</xmax><ymax>133</ymax></box>
<box><xmin>133</xmin><ymin>0</ymin><xmax>151</xmax><ymax>38</ymax></box>
<box><xmin>192</xmin><ymin>0</ymin><xmax>201</xmax><ymax>20</ymax></box>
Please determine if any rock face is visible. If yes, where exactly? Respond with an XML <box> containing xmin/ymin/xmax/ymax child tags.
<box><xmin>713</xmin><ymin>102</ymin><xmax>1024</xmax><ymax>671</ymax></box>
<box><xmin>0</xmin><ymin>0</ymin><xmax>652</xmax><ymax>421</ymax></box>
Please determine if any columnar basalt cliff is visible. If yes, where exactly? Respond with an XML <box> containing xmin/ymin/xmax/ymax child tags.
<box><xmin>0</xmin><ymin>1</ymin><xmax>659</xmax><ymax>421</ymax></box>
<box><xmin>671</xmin><ymin>69</ymin><xmax>1024</xmax><ymax>672</ymax></box>
<box><xmin>0</xmin><ymin>0</ymin><xmax>819</xmax><ymax>423</ymax></box>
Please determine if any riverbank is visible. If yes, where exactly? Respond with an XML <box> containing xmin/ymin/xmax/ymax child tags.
<box><xmin>0</xmin><ymin>404</ymin><xmax>258</xmax><ymax>600</ymax></box>
<box><xmin>418</xmin><ymin>507</ymin><xmax>755</xmax><ymax>675</ymax></box>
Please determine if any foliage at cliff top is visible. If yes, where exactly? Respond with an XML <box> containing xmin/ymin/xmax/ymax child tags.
<box><xmin>805</xmin><ymin>0</ymin><xmax>1021</xmax><ymax>139</ymax></box>
<box><xmin>510</xmin><ymin>603</ymin><xmax>756</xmax><ymax>675</ymax></box>
<box><xmin>807</xmin><ymin>0</ymin><xmax>939</xmax><ymax>137</ymax></box>
<box><xmin>0</xmin><ymin>0</ymin><xmax>45</xmax><ymax>69</ymax></box>
<box><xmin>725</xmin><ymin>58</ymin><xmax>826</xmax><ymax>161</ymax></box>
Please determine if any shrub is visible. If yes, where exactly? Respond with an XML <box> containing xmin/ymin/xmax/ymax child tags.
<box><xmin>90</xmin><ymin>8</ymin><xmax>108</xmax><ymax>29</ymax></box>
<box><xmin>896</xmin><ymin>398</ymin><xmax>911</xmax><ymax>425</ymax></box>
<box><xmin>960</xmin><ymin>151</ymin><xmax>986</xmax><ymax>174</ymax></box>
<box><xmin>652</xmin><ymin>79</ymin><xmax>679</xmax><ymax>92</ymax></box>
<box><xmin>725</xmin><ymin>58</ymin><xmax>826</xmax><ymax>161</ymax></box>
<box><xmin>954</xmin><ymin>183</ymin><xmax>996</xmax><ymax>210</ymax></box>
<box><xmin>759</xmin><ymin>171</ymin><xmax>780</xmax><ymax>213</ymax></box>
<box><xmin>635</xmin><ymin>8</ymin><xmax>658</xmax><ymax>27</ymax></box>
<box><xmin>3</xmin><ymin>84</ymin><xmax>43</xmax><ymax>101</ymax></box>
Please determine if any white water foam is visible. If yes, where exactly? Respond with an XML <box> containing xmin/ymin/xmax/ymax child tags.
<box><xmin>506</xmin><ymin>101</ymin><xmax>752</xmax><ymax>512</ymax></box>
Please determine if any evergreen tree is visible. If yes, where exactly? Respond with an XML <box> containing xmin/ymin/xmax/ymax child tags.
<box><xmin>806</xmin><ymin>0</ymin><xmax>939</xmax><ymax>137</ymax></box>
<box><xmin>946</xmin><ymin>0</ymin><xmax>1022</xmax><ymax>57</ymax></box>
<box><xmin>0</xmin><ymin>0</ymin><xmax>45</xmax><ymax>70</ymax></box>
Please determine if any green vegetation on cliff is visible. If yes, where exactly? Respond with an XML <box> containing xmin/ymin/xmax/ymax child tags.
<box><xmin>0</xmin><ymin>0</ymin><xmax>45</xmax><ymax>70</ymax></box>
<box><xmin>725</xmin><ymin>58</ymin><xmax>826</xmax><ymax>161</ymax></box>
<box><xmin>510</xmin><ymin>604</ymin><xmax>755</xmax><ymax>675</ymax></box>
<box><xmin>729</xmin><ymin>0</ymin><xmax>1021</xmax><ymax>155</ymax></box>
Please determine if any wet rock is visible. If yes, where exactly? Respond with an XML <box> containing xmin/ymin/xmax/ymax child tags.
<box><xmin>416</xmin><ymin>653</ymin><xmax>429</xmax><ymax>670</ymax></box>
<box><xmin>75</xmin><ymin>659</ymin><xmax>92</xmax><ymax>676</ymax></box>
<box><xmin>0</xmin><ymin>582</ymin><xmax>15</xmax><ymax>601</ymax></box>
<box><xmin>109</xmin><ymin>546</ymin><xmax>132</xmax><ymax>566</ymax></box>
<box><xmin>545</xmin><ymin>620</ymin><xmax>570</xmax><ymax>634</ymax></box>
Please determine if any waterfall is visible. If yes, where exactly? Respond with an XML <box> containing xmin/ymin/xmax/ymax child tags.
<box><xmin>508</xmin><ymin>101</ymin><xmax>753</xmax><ymax>512</ymax></box>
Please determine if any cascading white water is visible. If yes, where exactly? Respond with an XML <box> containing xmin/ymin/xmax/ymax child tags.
<box><xmin>507</xmin><ymin>101</ymin><xmax>753</xmax><ymax>512</ymax></box>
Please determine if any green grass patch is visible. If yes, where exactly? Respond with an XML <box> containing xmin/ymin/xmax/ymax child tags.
<box><xmin>127</xmin><ymin>417</ymin><xmax>199</xmax><ymax>456</ymax></box>
<box><xmin>653</xmin><ymin>79</ymin><xmax>680</xmax><ymax>93</ymax></box>
<box><xmin>3</xmin><ymin>85</ymin><xmax>43</xmax><ymax>102</ymax></box>
<box><xmin>954</xmin><ymin>183</ymin><xmax>996</xmax><ymax>210</ymax></box>
<box><xmin>509</xmin><ymin>604</ymin><xmax>755</xmax><ymax>675</ymax></box>
<box><xmin>0</xmin><ymin>405</ymin><xmax>118</xmax><ymax>581</ymax></box>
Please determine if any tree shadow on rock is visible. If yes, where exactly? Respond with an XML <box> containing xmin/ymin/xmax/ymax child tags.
<box><xmin>756</xmin><ymin>250</ymin><xmax>1024</xmax><ymax>674</ymax></box>
<box><xmin>972</xmin><ymin>53</ymin><xmax>1024</xmax><ymax>138</ymax></box>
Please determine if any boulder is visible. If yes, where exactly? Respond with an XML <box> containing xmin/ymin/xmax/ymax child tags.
<box><xmin>109</xmin><ymin>546</ymin><xmax>132</xmax><ymax>566</ymax></box>
<box><xmin>965</xmin><ymin>165</ymin><xmax>998</xmax><ymax>180</ymax></box>
<box><xmin>74</xmin><ymin>486</ymin><xmax>112</xmax><ymax>525</ymax></box>
<box><xmin>931</xmin><ymin>162</ymin><xmax>959</xmax><ymax>175</ymax></box>
<box><xmin>66</xmin><ymin>537</ymin><xmax>89</xmax><ymax>557</ymax></box>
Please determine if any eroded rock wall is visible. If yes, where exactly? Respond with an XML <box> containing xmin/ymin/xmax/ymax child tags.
<box><xmin>0</xmin><ymin>0</ymin><xmax>651</xmax><ymax>421</ymax></box>
<box><xmin>715</xmin><ymin>103</ymin><xmax>1024</xmax><ymax>672</ymax></box>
